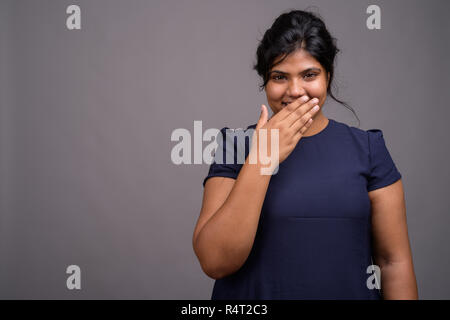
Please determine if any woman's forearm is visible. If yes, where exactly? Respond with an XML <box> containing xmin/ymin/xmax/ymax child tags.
<box><xmin>379</xmin><ymin>260</ymin><xmax>418</xmax><ymax>299</ymax></box>
<box><xmin>194</xmin><ymin>155</ymin><xmax>272</xmax><ymax>279</ymax></box>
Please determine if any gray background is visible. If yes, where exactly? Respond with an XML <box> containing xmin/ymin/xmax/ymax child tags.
<box><xmin>0</xmin><ymin>0</ymin><xmax>449</xmax><ymax>299</ymax></box>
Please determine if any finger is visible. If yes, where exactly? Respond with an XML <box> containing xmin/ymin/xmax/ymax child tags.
<box><xmin>285</xmin><ymin>97</ymin><xmax>320</xmax><ymax>128</ymax></box>
<box><xmin>292</xmin><ymin>118</ymin><xmax>313</xmax><ymax>142</ymax></box>
<box><xmin>256</xmin><ymin>104</ymin><xmax>268</xmax><ymax>129</ymax></box>
<box><xmin>290</xmin><ymin>103</ymin><xmax>320</xmax><ymax>132</ymax></box>
<box><xmin>300</xmin><ymin>118</ymin><xmax>313</xmax><ymax>134</ymax></box>
<box><xmin>278</xmin><ymin>95</ymin><xmax>310</xmax><ymax>122</ymax></box>
<box><xmin>269</xmin><ymin>95</ymin><xmax>308</xmax><ymax>124</ymax></box>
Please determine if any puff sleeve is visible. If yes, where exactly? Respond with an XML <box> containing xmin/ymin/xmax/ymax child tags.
<box><xmin>366</xmin><ymin>129</ymin><xmax>402</xmax><ymax>191</ymax></box>
<box><xmin>202</xmin><ymin>127</ymin><xmax>250</xmax><ymax>187</ymax></box>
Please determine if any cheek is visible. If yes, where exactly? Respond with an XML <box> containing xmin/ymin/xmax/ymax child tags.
<box><xmin>307</xmin><ymin>81</ymin><xmax>328</xmax><ymax>103</ymax></box>
<box><xmin>265</xmin><ymin>83</ymin><xmax>285</xmax><ymax>101</ymax></box>
<box><xmin>308</xmin><ymin>81</ymin><xmax>326</xmax><ymax>93</ymax></box>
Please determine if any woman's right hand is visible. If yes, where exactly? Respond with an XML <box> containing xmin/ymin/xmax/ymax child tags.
<box><xmin>248</xmin><ymin>95</ymin><xmax>320</xmax><ymax>172</ymax></box>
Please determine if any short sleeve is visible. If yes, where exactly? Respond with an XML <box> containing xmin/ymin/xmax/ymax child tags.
<box><xmin>367</xmin><ymin>129</ymin><xmax>402</xmax><ymax>192</ymax></box>
<box><xmin>202</xmin><ymin>126</ymin><xmax>250</xmax><ymax>188</ymax></box>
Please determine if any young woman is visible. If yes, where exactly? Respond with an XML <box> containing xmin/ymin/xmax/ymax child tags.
<box><xmin>193</xmin><ymin>9</ymin><xmax>418</xmax><ymax>300</ymax></box>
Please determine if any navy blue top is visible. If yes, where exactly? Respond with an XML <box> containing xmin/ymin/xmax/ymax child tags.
<box><xmin>202</xmin><ymin>118</ymin><xmax>402</xmax><ymax>299</ymax></box>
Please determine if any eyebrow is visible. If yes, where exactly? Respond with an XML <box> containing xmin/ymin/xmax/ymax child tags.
<box><xmin>269</xmin><ymin>67</ymin><xmax>321</xmax><ymax>75</ymax></box>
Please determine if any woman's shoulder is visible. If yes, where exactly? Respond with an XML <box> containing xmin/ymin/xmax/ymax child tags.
<box><xmin>330</xmin><ymin>119</ymin><xmax>393</xmax><ymax>158</ymax></box>
<box><xmin>225</xmin><ymin>123</ymin><xmax>258</xmax><ymax>130</ymax></box>
<box><xmin>331</xmin><ymin>118</ymin><xmax>367</xmax><ymax>135</ymax></box>
<box><xmin>217</xmin><ymin>123</ymin><xmax>258</xmax><ymax>136</ymax></box>
<box><xmin>331</xmin><ymin>118</ymin><xmax>384</xmax><ymax>141</ymax></box>
<box><xmin>215</xmin><ymin>123</ymin><xmax>258</xmax><ymax>151</ymax></box>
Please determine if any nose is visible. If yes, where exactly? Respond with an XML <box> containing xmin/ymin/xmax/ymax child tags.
<box><xmin>286</xmin><ymin>78</ymin><xmax>306</xmax><ymax>99</ymax></box>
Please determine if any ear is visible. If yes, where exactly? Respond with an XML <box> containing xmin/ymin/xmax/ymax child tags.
<box><xmin>327</xmin><ymin>72</ymin><xmax>330</xmax><ymax>87</ymax></box>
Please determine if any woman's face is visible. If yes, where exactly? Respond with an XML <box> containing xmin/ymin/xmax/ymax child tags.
<box><xmin>265</xmin><ymin>48</ymin><xmax>330</xmax><ymax>115</ymax></box>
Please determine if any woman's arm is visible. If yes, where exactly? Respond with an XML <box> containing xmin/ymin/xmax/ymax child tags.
<box><xmin>369</xmin><ymin>179</ymin><xmax>418</xmax><ymax>299</ymax></box>
<box><xmin>193</xmin><ymin>158</ymin><xmax>272</xmax><ymax>280</ymax></box>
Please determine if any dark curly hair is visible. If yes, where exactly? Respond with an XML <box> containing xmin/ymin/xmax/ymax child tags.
<box><xmin>253</xmin><ymin>8</ymin><xmax>360</xmax><ymax>127</ymax></box>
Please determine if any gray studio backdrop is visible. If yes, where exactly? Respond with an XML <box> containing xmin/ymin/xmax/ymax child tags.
<box><xmin>0</xmin><ymin>0</ymin><xmax>449</xmax><ymax>299</ymax></box>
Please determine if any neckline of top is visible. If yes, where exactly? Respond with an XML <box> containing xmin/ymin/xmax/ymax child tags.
<box><xmin>300</xmin><ymin>118</ymin><xmax>334</xmax><ymax>139</ymax></box>
<box><xmin>246</xmin><ymin>118</ymin><xmax>334</xmax><ymax>139</ymax></box>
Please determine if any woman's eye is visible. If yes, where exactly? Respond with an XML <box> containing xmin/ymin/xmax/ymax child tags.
<box><xmin>272</xmin><ymin>74</ymin><xmax>316</xmax><ymax>81</ymax></box>
<box><xmin>272</xmin><ymin>75</ymin><xmax>286</xmax><ymax>80</ymax></box>
<box><xmin>304</xmin><ymin>73</ymin><xmax>316</xmax><ymax>79</ymax></box>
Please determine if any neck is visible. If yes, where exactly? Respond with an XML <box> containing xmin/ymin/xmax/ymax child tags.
<box><xmin>302</xmin><ymin>112</ymin><xmax>329</xmax><ymax>137</ymax></box>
